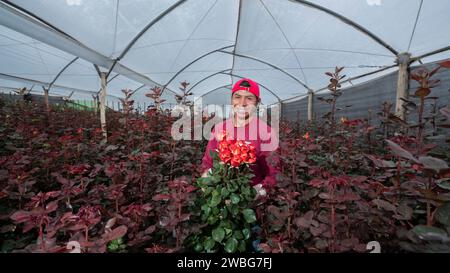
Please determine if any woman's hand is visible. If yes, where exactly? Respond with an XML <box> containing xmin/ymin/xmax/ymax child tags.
<box><xmin>201</xmin><ymin>168</ymin><xmax>212</xmax><ymax>178</ymax></box>
<box><xmin>253</xmin><ymin>183</ymin><xmax>266</xmax><ymax>199</ymax></box>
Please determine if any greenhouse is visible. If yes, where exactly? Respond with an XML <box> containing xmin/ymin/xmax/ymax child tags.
<box><xmin>0</xmin><ymin>0</ymin><xmax>449</xmax><ymax>254</ymax></box>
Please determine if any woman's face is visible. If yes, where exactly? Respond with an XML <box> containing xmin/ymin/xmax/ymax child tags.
<box><xmin>231</xmin><ymin>90</ymin><xmax>258</xmax><ymax>119</ymax></box>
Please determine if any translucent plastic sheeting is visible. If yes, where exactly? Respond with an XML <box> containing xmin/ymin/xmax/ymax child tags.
<box><xmin>282</xmin><ymin>65</ymin><xmax>400</xmax><ymax>104</ymax></box>
<box><xmin>409</xmin><ymin>0</ymin><xmax>450</xmax><ymax>56</ymax></box>
<box><xmin>1</xmin><ymin>0</ymin><xmax>450</xmax><ymax>107</ymax></box>
<box><xmin>120</xmin><ymin>0</ymin><xmax>237</xmax><ymax>89</ymax></box>
<box><xmin>232</xmin><ymin>56</ymin><xmax>305</xmax><ymax>103</ymax></box>
<box><xmin>0</xmin><ymin>78</ymin><xmax>33</xmax><ymax>90</ymax></box>
<box><xmin>309</xmin><ymin>0</ymin><xmax>450</xmax><ymax>56</ymax></box>
<box><xmin>53</xmin><ymin>58</ymin><xmax>100</xmax><ymax>93</ymax></box>
<box><xmin>236</xmin><ymin>0</ymin><xmax>397</xmax><ymax>97</ymax></box>
<box><xmin>31</xmin><ymin>85</ymin><xmax>91</xmax><ymax>100</ymax></box>
<box><xmin>188</xmin><ymin>72</ymin><xmax>231</xmax><ymax>100</ymax></box>
<box><xmin>333</xmin><ymin>66</ymin><xmax>400</xmax><ymax>93</ymax></box>
<box><xmin>106</xmin><ymin>74</ymin><xmax>142</xmax><ymax>98</ymax></box>
<box><xmin>9</xmin><ymin>0</ymin><xmax>179</xmax><ymax>58</ymax></box>
<box><xmin>131</xmin><ymin>85</ymin><xmax>178</xmax><ymax>107</ymax></box>
<box><xmin>170</xmin><ymin>53</ymin><xmax>232</xmax><ymax>96</ymax></box>
<box><xmin>0</xmin><ymin>25</ymin><xmax>75</xmax><ymax>83</ymax></box>
<box><xmin>307</xmin><ymin>0</ymin><xmax>421</xmax><ymax>52</ymax></box>
<box><xmin>0</xmin><ymin>71</ymin><xmax>102</xmax><ymax>101</ymax></box>
<box><xmin>0</xmin><ymin>1</ymin><xmax>172</xmax><ymax>94</ymax></box>
<box><xmin>201</xmin><ymin>86</ymin><xmax>233</xmax><ymax>106</ymax></box>
<box><xmin>290</xmin><ymin>50</ymin><xmax>394</xmax><ymax>89</ymax></box>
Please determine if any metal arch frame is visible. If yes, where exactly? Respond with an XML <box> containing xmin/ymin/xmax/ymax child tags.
<box><xmin>129</xmin><ymin>84</ymin><xmax>178</xmax><ymax>105</ymax></box>
<box><xmin>259</xmin><ymin>0</ymin><xmax>309</xmax><ymax>86</ymax></box>
<box><xmin>130</xmin><ymin>83</ymin><xmax>179</xmax><ymax>97</ymax></box>
<box><xmin>188</xmin><ymin>69</ymin><xmax>231</xmax><ymax>94</ymax></box>
<box><xmin>107</xmin><ymin>0</ymin><xmax>188</xmax><ymax>78</ymax></box>
<box><xmin>278</xmin><ymin>42</ymin><xmax>450</xmax><ymax>104</ymax></box>
<box><xmin>95</xmin><ymin>76</ymin><xmax>178</xmax><ymax>99</ymax></box>
<box><xmin>189</xmin><ymin>69</ymin><xmax>281</xmax><ymax>102</ymax></box>
<box><xmin>4</xmin><ymin>0</ymin><xmax>450</xmax><ymax>105</ymax></box>
<box><xmin>289</xmin><ymin>0</ymin><xmax>398</xmax><ymax>56</ymax></box>
<box><xmin>280</xmin><ymin>63</ymin><xmax>398</xmax><ymax>103</ymax></box>
<box><xmin>129</xmin><ymin>82</ymin><xmax>179</xmax><ymax>98</ymax></box>
<box><xmin>219</xmin><ymin>50</ymin><xmax>311</xmax><ymax>90</ymax></box>
<box><xmin>2</xmin><ymin>0</ymin><xmax>78</xmax><ymax>41</ymax></box>
<box><xmin>159</xmin><ymin>45</ymin><xmax>311</xmax><ymax>96</ymax></box>
<box><xmin>224</xmin><ymin>72</ymin><xmax>282</xmax><ymax>103</ymax></box>
<box><xmin>131</xmin><ymin>84</ymin><xmax>146</xmax><ymax>96</ymax></box>
<box><xmin>0</xmin><ymin>84</ymin><xmax>72</xmax><ymax>98</ymax></box>
<box><xmin>411</xmin><ymin>45</ymin><xmax>450</xmax><ymax>63</ymax></box>
<box><xmin>160</xmin><ymin>45</ymin><xmax>235</xmax><ymax>95</ymax></box>
<box><xmin>0</xmin><ymin>0</ymin><xmax>176</xmax><ymax>95</ymax></box>
<box><xmin>47</xmin><ymin>57</ymin><xmax>79</xmax><ymax>91</ymax></box>
<box><xmin>230</xmin><ymin>0</ymin><xmax>243</xmax><ymax>85</ymax></box>
<box><xmin>193</xmin><ymin>84</ymin><xmax>232</xmax><ymax>104</ymax></box>
<box><xmin>0</xmin><ymin>72</ymin><xmax>121</xmax><ymax>99</ymax></box>
<box><xmin>94</xmin><ymin>74</ymin><xmax>120</xmax><ymax>96</ymax></box>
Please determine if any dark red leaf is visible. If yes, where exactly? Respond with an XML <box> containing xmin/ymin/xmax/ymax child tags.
<box><xmin>385</xmin><ymin>139</ymin><xmax>419</xmax><ymax>163</ymax></box>
<box><xmin>152</xmin><ymin>194</ymin><xmax>171</xmax><ymax>201</ymax></box>
<box><xmin>103</xmin><ymin>225</ymin><xmax>128</xmax><ymax>242</ymax></box>
<box><xmin>10</xmin><ymin>211</ymin><xmax>30</xmax><ymax>223</ymax></box>
<box><xmin>439</xmin><ymin>60</ymin><xmax>450</xmax><ymax>69</ymax></box>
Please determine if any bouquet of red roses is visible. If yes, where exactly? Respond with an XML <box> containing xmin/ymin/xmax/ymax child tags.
<box><xmin>192</xmin><ymin>130</ymin><xmax>258</xmax><ymax>253</ymax></box>
<box><xmin>216</xmin><ymin>130</ymin><xmax>257</xmax><ymax>168</ymax></box>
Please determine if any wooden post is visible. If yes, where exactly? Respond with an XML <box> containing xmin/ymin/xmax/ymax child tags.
<box><xmin>395</xmin><ymin>53</ymin><xmax>411</xmax><ymax>120</ymax></box>
<box><xmin>99</xmin><ymin>72</ymin><xmax>107</xmax><ymax>140</ymax></box>
<box><xmin>307</xmin><ymin>89</ymin><xmax>314</xmax><ymax>121</ymax></box>
<box><xmin>42</xmin><ymin>87</ymin><xmax>50</xmax><ymax>112</ymax></box>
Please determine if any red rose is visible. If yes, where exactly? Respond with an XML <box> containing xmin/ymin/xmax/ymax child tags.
<box><xmin>216</xmin><ymin>132</ymin><xmax>257</xmax><ymax>167</ymax></box>
<box><xmin>230</xmin><ymin>156</ymin><xmax>241</xmax><ymax>167</ymax></box>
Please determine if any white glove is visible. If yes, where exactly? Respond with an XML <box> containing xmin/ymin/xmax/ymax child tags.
<box><xmin>201</xmin><ymin>168</ymin><xmax>212</xmax><ymax>178</ymax></box>
<box><xmin>253</xmin><ymin>184</ymin><xmax>267</xmax><ymax>199</ymax></box>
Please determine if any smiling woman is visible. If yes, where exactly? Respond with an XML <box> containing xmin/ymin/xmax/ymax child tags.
<box><xmin>201</xmin><ymin>78</ymin><xmax>280</xmax><ymax>191</ymax></box>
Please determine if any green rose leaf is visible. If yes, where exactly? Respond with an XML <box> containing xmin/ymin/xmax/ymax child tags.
<box><xmin>221</xmin><ymin>187</ymin><xmax>230</xmax><ymax>198</ymax></box>
<box><xmin>210</xmin><ymin>194</ymin><xmax>221</xmax><ymax>207</ymax></box>
<box><xmin>212</xmin><ymin>227</ymin><xmax>225</xmax><ymax>243</ymax></box>
<box><xmin>412</xmin><ymin>225</ymin><xmax>448</xmax><ymax>242</ymax></box>
<box><xmin>242</xmin><ymin>228</ymin><xmax>251</xmax><ymax>240</ymax></box>
<box><xmin>435</xmin><ymin>203</ymin><xmax>450</xmax><ymax>226</ymax></box>
<box><xmin>204</xmin><ymin>237</ymin><xmax>216</xmax><ymax>251</ymax></box>
<box><xmin>224</xmin><ymin>238</ymin><xmax>238</xmax><ymax>253</ymax></box>
<box><xmin>242</xmin><ymin>209</ymin><xmax>257</xmax><ymax>224</ymax></box>
<box><xmin>194</xmin><ymin>243</ymin><xmax>203</xmax><ymax>252</ymax></box>
<box><xmin>233</xmin><ymin>230</ymin><xmax>244</xmax><ymax>240</ymax></box>
<box><xmin>436</xmin><ymin>178</ymin><xmax>450</xmax><ymax>190</ymax></box>
<box><xmin>230</xmin><ymin>193</ymin><xmax>240</xmax><ymax>204</ymax></box>
<box><xmin>238</xmin><ymin>240</ymin><xmax>246</xmax><ymax>252</ymax></box>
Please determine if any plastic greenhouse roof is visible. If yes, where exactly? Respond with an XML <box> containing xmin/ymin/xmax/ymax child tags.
<box><xmin>0</xmin><ymin>0</ymin><xmax>449</xmax><ymax>105</ymax></box>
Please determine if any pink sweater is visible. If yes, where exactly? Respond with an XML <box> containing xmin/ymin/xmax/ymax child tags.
<box><xmin>201</xmin><ymin>117</ymin><xmax>279</xmax><ymax>188</ymax></box>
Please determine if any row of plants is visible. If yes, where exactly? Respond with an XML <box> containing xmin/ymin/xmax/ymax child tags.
<box><xmin>1</xmin><ymin>62</ymin><xmax>449</xmax><ymax>252</ymax></box>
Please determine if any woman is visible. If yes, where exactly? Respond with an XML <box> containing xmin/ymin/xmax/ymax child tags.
<box><xmin>201</xmin><ymin>78</ymin><xmax>279</xmax><ymax>195</ymax></box>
